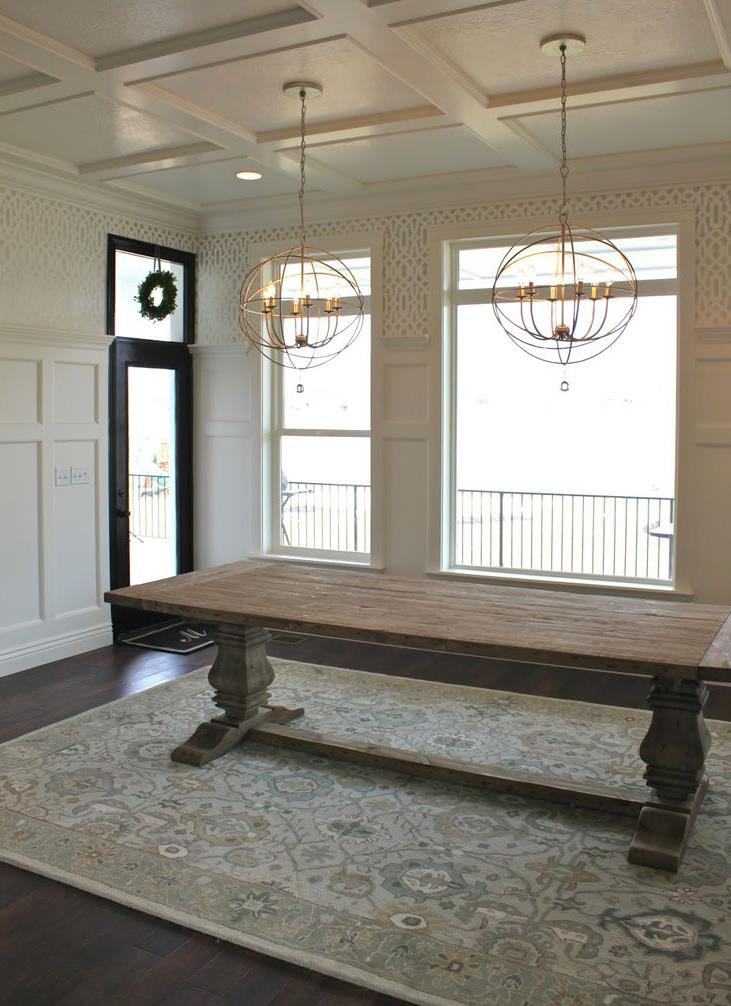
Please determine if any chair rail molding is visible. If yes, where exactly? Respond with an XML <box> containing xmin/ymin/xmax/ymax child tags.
<box><xmin>0</xmin><ymin>323</ymin><xmax>113</xmax><ymax>350</ymax></box>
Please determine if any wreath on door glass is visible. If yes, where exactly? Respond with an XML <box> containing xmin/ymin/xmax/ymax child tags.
<box><xmin>136</xmin><ymin>248</ymin><xmax>178</xmax><ymax>322</ymax></box>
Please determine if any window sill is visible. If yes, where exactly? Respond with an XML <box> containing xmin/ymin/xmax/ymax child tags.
<box><xmin>428</xmin><ymin>566</ymin><xmax>694</xmax><ymax>599</ymax></box>
<box><xmin>251</xmin><ymin>552</ymin><xmax>385</xmax><ymax>574</ymax></box>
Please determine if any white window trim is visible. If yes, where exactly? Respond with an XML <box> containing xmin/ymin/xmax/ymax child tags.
<box><xmin>427</xmin><ymin>206</ymin><xmax>696</xmax><ymax>596</ymax></box>
<box><xmin>250</xmin><ymin>228</ymin><xmax>384</xmax><ymax>568</ymax></box>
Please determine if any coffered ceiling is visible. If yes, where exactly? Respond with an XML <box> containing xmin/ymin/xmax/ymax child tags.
<box><xmin>0</xmin><ymin>0</ymin><xmax>728</xmax><ymax>226</ymax></box>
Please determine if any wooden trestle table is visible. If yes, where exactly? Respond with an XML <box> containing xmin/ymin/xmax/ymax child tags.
<box><xmin>105</xmin><ymin>561</ymin><xmax>731</xmax><ymax>872</ymax></box>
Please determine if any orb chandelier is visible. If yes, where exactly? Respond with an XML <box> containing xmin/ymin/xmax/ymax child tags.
<box><xmin>239</xmin><ymin>81</ymin><xmax>365</xmax><ymax>369</ymax></box>
<box><xmin>491</xmin><ymin>34</ymin><xmax>638</xmax><ymax>390</ymax></box>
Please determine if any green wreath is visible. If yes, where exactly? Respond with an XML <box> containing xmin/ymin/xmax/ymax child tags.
<box><xmin>136</xmin><ymin>269</ymin><xmax>178</xmax><ymax>322</ymax></box>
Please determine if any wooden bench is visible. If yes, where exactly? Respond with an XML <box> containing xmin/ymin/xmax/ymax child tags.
<box><xmin>106</xmin><ymin>560</ymin><xmax>731</xmax><ymax>872</ymax></box>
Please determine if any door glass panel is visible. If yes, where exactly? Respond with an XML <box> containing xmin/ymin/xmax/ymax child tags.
<box><xmin>128</xmin><ymin>367</ymin><xmax>177</xmax><ymax>585</ymax></box>
<box><xmin>115</xmin><ymin>250</ymin><xmax>185</xmax><ymax>342</ymax></box>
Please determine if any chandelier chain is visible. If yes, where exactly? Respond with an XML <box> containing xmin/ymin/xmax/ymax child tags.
<box><xmin>298</xmin><ymin>88</ymin><xmax>307</xmax><ymax>248</ymax></box>
<box><xmin>559</xmin><ymin>43</ymin><xmax>569</xmax><ymax>223</ymax></box>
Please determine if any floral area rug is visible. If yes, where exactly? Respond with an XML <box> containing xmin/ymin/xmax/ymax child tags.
<box><xmin>1</xmin><ymin>659</ymin><xmax>730</xmax><ymax>1006</ymax></box>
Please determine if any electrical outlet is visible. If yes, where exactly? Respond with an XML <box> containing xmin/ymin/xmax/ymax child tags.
<box><xmin>55</xmin><ymin>466</ymin><xmax>70</xmax><ymax>487</ymax></box>
<box><xmin>70</xmin><ymin>466</ymin><xmax>90</xmax><ymax>485</ymax></box>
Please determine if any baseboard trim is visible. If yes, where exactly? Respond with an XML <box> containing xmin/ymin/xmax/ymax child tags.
<box><xmin>0</xmin><ymin>623</ymin><xmax>113</xmax><ymax>678</ymax></box>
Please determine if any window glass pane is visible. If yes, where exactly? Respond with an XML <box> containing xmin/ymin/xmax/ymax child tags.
<box><xmin>454</xmin><ymin>295</ymin><xmax>676</xmax><ymax>582</ymax></box>
<box><xmin>459</xmin><ymin>232</ymin><xmax>677</xmax><ymax>290</ymax></box>
<box><xmin>115</xmin><ymin>250</ymin><xmax>185</xmax><ymax>341</ymax></box>
<box><xmin>283</xmin><ymin>317</ymin><xmax>370</xmax><ymax>430</ymax></box>
<box><xmin>279</xmin><ymin>254</ymin><xmax>370</xmax><ymax>299</ymax></box>
<box><xmin>128</xmin><ymin>367</ymin><xmax>177</xmax><ymax>584</ymax></box>
<box><xmin>280</xmin><ymin>436</ymin><xmax>370</xmax><ymax>553</ymax></box>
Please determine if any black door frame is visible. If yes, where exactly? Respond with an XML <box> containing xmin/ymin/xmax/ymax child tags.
<box><xmin>107</xmin><ymin>235</ymin><xmax>195</xmax><ymax>636</ymax></box>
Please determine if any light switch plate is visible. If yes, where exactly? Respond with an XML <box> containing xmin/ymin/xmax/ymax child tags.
<box><xmin>70</xmin><ymin>466</ymin><xmax>90</xmax><ymax>485</ymax></box>
<box><xmin>55</xmin><ymin>466</ymin><xmax>70</xmax><ymax>487</ymax></box>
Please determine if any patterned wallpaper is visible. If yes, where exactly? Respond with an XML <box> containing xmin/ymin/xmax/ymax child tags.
<box><xmin>1</xmin><ymin>179</ymin><xmax>728</xmax><ymax>341</ymax></box>
<box><xmin>0</xmin><ymin>185</ymin><xmax>195</xmax><ymax>335</ymax></box>
<box><xmin>197</xmin><ymin>182</ymin><xmax>731</xmax><ymax>344</ymax></box>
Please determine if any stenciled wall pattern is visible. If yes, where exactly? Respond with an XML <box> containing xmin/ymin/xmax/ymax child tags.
<box><xmin>0</xmin><ymin>185</ymin><xmax>196</xmax><ymax>335</ymax></box>
<box><xmin>198</xmin><ymin>181</ymin><xmax>731</xmax><ymax>345</ymax></box>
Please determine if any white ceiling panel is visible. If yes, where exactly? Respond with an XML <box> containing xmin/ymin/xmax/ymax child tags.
<box><xmin>126</xmin><ymin>157</ymin><xmax>300</xmax><ymax>204</ymax></box>
<box><xmin>302</xmin><ymin>125</ymin><xmax>507</xmax><ymax>182</ymax></box>
<box><xmin>154</xmin><ymin>37</ymin><xmax>432</xmax><ymax>132</ymax></box>
<box><xmin>0</xmin><ymin>0</ymin><xmax>300</xmax><ymax>58</ymax></box>
<box><xmin>514</xmin><ymin>88</ymin><xmax>731</xmax><ymax>159</ymax></box>
<box><xmin>409</xmin><ymin>0</ymin><xmax>721</xmax><ymax>96</ymax></box>
<box><xmin>0</xmin><ymin>94</ymin><xmax>204</xmax><ymax>166</ymax></box>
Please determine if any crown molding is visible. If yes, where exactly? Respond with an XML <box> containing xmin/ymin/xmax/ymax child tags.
<box><xmin>200</xmin><ymin>143</ymin><xmax>731</xmax><ymax>233</ymax></box>
<box><xmin>0</xmin><ymin>323</ymin><xmax>113</xmax><ymax>350</ymax></box>
<box><xmin>0</xmin><ymin>156</ymin><xmax>199</xmax><ymax>234</ymax></box>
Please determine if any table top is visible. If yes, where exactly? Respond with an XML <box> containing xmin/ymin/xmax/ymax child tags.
<box><xmin>105</xmin><ymin>561</ymin><xmax>731</xmax><ymax>681</ymax></box>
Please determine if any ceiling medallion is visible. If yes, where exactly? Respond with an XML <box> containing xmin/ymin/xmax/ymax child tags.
<box><xmin>239</xmin><ymin>81</ymin><xmax>365</xmax><ymax>369</ymax></box>
<box><xmin>491</xmin><ymin>34</ymin><xmax>638</xmax><ymax>390</ymax></box>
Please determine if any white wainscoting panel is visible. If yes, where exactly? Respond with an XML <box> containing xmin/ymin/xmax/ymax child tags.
<box><xmin>0</xmin><ymin>440</ymin><xmax>41</xmax><ymax>630</ymax></box>
<box><xmin>0</xmin><ymin>357</ymin><xmax>40</xmax><ymax>423</ymax></box>
<box><xmin>191</xmin><ymin>345</ymin><xmax>258</xmax><ymax>570</ymax></box>
<box><xmin>0</xmin><ymin>330</ymin><xmax>112</xmax><ymax>677</ymax></box>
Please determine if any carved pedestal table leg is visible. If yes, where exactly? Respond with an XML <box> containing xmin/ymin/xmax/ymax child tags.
<box><xmin>628</xmin><ymin>676</ymin><xmax>711</xmax><ymax>871</ymax></box>
<box><xmin>171</xmin><ymin>624</ymin><xmax>304</xmax><ymax>767</ymax></box>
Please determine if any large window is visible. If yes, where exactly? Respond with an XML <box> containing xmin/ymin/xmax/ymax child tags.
<box><xmin>444</xmin><ymin>226</ymin><xmax>678</xmax><ymax>586</ymax></box>
<box><xmin>268</xmin><ymin>251</ymin><xmax>372</xmax><ymax>561</ymax></box>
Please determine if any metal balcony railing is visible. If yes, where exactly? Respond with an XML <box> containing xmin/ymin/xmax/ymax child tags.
<box><xmin>281</xmin><ymin>481</ymin><xmax>371</xmax><ymax>554</ymax></box>
<box><xmin>129</xmin><ymin>473</ymin><xmax>170</xmax><ymax>540</ymax></box>
<box><xmin>456</xmin><ymin>489</ymin><xmax>674</xmax><ymax>582</ymax></box>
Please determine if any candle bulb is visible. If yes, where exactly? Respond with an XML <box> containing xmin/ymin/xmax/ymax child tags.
<box><xmin>549</xmin><ymin>286</ymin><xmax>558</xmax><ymax>301</ymax></box>
<box><xmin>591</xmin><ymin>284</ymin><xmax>598</xmax><ymax>300</ymax></box>
<box><xmin>324</xmin><ymin>298</ymin><xmax>332</xmax><ymax>314</ymax></box>
<box><xmin>333</xmin><ymin>297</ymin><xmax>342</xmax><ymax>311</ymax></box>
<box><xmin>292</xmin><ymin>298</ymin><xmax>300</xmax><ymax>315</ymax></box>
<box><xmin>603</xmin><ymin>282</ymin><xmax>613</xmax><ymax>299</ymax></box>
<box><xmin>576</xmin><ymin>280</ymin><xmax>584</xmax><ymax>297</ymax></box>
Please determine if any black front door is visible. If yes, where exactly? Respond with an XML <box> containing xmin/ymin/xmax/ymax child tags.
<box><xmin>107</xmin><ymin>236</ymin><xmax>195</xmax><ymax>637</ymax></box>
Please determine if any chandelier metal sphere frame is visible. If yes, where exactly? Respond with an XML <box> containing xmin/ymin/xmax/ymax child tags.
<box><xmin>491</xmin><ymin>34</ymin><xmax>638</xmax><ymax>389</ymax></box>
<box><xmin>239</xmin><ymin>81</ymin><xmax>365</xmax><ymax>370</ymax></box>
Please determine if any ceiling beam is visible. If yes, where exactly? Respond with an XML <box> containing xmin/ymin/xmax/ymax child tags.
<box><xmin>704</xmin><ymin>0</ymin><xmax>731</xmax><ymax>68</ymax></box>
<box><xmin>489</xmin><ymin>62</ymin><xmax>731</xmax><ymax>113</ymax></box>
<box><xmin>257</xmin><ymin>105</ymin><xmax>445</xmax><ymax>145</ymax></box>
<box><xmin>78</xmin><ymin>142</ymin><xmax>223</xmax><ymax>179</ymax></box>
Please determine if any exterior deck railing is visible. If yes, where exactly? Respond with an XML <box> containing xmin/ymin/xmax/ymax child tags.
<box><xmin>281</xmin><ymin>481</ymin><xmax>371</xmax><ymax>554</ymax></box>
<box><xmin>456</xmin><ymin>489</ymin><xmax>674</xmax><ymax>582</ymax></box>
<box><xmin>129</xmin><ymin>473</ymin><xmax>170</xmax><ymax>540</ymax></box>
<box><xmin>278</xmin><ymin>481</ymin><xmax>674</xmax><ymax>580</ymax></box>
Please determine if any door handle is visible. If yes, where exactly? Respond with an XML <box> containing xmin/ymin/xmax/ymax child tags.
<box><xmin>116</xmin><ymin>508</ymin><xmax>130</xmax><ymax>518</ymax></box>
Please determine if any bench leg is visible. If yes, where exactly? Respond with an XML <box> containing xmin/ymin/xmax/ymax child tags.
<box><xmin>171</xmin><ymin>623</ymin><xmax>304</xmax><ymax>766</ymax></box>
<box><xmin>628</xmin><ymin>676</ymin><xmax>711</xmax><ymax>871</ymax></box>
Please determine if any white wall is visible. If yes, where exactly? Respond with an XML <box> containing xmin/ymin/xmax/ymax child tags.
<box><xmin>0</xmin><ymin>179</ymin><xmax>195</xmax><ymax>675</ymax></box>
<box><xmin>196</xmin><ymin>180</ymin><xmax>731</xmax><ymax>603</ymax></box>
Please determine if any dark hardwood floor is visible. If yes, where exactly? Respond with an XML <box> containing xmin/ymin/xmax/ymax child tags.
<box><xmin>1</xmin><ymin>634</ymin><xmax>729</xmax><ymax>1005</ymax></box>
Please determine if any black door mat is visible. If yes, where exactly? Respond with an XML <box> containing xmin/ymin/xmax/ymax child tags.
<box><xmin>120</xmin><ymin>620</ymin><xmax>214</xmax><ymax>654</ymax></box>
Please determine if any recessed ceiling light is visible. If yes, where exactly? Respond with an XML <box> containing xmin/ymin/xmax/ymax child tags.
<box><xmin>236</xmin><ymin>170</ymin><xmax>262</xmax><ymax>180</ymax></box>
